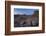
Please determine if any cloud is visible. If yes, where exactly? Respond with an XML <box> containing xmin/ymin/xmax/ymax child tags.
<box><xmin>14</xmin><ymin>12</ymin><xmax>24</xmax><ymax>15</ymax></box>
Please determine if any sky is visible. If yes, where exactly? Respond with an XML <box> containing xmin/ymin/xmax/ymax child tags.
<box><xmin>14</xmin><ymin>8</ymin><xmax>39</xmax><ymax>15</ymax></box>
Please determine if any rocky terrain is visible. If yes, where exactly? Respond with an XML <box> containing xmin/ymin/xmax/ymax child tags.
<box><xmin>14</xmin><ymin>15</ymin><xmax>39</xmax><ymax>27</ymax></box>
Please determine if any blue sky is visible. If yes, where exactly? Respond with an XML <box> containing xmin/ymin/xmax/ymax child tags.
<box><xmin>14</xmin><ymin>8</ymin><xmax>39</xmax><ymax>15</ymax></box>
